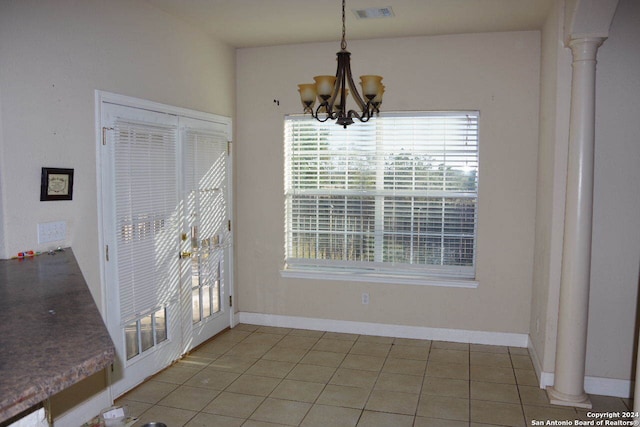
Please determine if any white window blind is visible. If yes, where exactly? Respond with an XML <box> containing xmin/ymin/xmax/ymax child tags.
<box><xmin>114</xmin><ymin>119</ymin><xmax>179</xmax><ymax>322</ymax></box>
<box><xmin>182</xmin><ymin>128</ymin><xmax>229</xmax><ymax>245</ymax></box>
<box><xmin>284</xmin><ymin>112</ymin><xmax>479</xmax><ymax>281</ymax></box>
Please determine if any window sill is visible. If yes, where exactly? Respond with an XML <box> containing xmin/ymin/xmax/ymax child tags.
<box><xmin>280</xmin><ymin>268</ymin><xmax>478</xmax><ymax>288</ymax></box>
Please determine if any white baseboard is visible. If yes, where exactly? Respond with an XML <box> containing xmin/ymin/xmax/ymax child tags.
<box><xmin>237</xmin><ymin>312</ymin><xmax>529</xmax><ymax>347</ymax></box>
<box><xmin>238</xmin><ymin>312</ymin><xmax>633</xmax><ymax>398</ymax></box>
<box><xmin>539</xmin><ymin>371</ymin><xmax>554</xmax><ymax>389</ymax></box>
<box><xmin>53</xmin><ymin>390</ymin><xmax>112</xmax><ymax>427</ymax></box>
<box><xmin>538</xmin><ymin>371</ymin><xmax>633</xmax><ymax>398</ymax></box>
<box><xmin>584</xmin><ymin>376</ymin><xmax>633</xmax><ymax>398</ymax></box>
<box><xmin>527</xmin><ymin>342</ymin><xmax>632</xmax><ymax>398</ymax></box>
<box><xmin>528</xmin><ymin>339</ymin><xmax>547</xmax><ymax>386</ymax></box>
<box><xmin>232</xmin><ymin>311</ymin><xmax>240</xmax><ymax>328</ymax></box>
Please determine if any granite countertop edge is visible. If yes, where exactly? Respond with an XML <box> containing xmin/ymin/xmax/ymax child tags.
<box><xmin>0</xmin><ymin>346</ymin><xmax>115</xmax><ymax>421</ymax></box>
<box><xmin>0</xmin><ymin>249</ymin><xmax>116</xmax><ymax>423</ymax></box>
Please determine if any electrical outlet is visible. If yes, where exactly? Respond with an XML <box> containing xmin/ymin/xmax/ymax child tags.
<box><xmin>362</xmin><ymin>292</ymin><xmax>369</xmax><ymax>305</ymax></box>
<box><xmin>38</xmin><ymin>221</ymin><xmax>67</xmax><ymax>244</ymax></box>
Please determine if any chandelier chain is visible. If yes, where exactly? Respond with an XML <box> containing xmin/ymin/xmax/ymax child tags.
<box><xmin>341</xmin><ymin>0</ymin><xmax>347</xmax><ymax>50</ymax></box>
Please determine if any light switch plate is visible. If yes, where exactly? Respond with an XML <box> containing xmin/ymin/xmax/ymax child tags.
<box><xmin>38</xmin><ymin>221</ymin><xmax>67</xmax><ymax>244</ymax></box>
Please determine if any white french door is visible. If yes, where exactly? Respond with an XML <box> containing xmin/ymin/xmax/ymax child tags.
<box><xmin>99</xmin><ymin>96</ymin><xmax>232</xmax><ymax>397</ymax></box>
<box><xmin>180</xmin><ymin>117</ymin><xmax>232</xmax><ymax>350</ymax></box>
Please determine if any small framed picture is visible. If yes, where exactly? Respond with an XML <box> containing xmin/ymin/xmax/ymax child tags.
<box><xmin>40</xmin><ymin>168</ymin><xmax>74</xmax><ymax>201</ymax></box>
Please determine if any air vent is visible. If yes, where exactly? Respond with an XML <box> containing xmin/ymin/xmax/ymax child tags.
<box><xmin>353</xmin><ymin>6</ymin><xmax>394</xmax><ymax>19</ymax></box>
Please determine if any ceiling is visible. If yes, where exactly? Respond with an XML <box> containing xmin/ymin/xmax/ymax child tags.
<box><xmin>144</xmin><ymin>0</ymin><xmax>554</xmax><ymax>48</ymax></box>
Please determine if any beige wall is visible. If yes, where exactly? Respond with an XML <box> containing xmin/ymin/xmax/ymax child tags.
<box><xmin>0</xmin><ymin>0</ymin><xmax>235</xmax><ymax>311</ymax></box>
<box><xmin>530</xmin><ymin>0</ymin><xmax>640</xmax><ymax>386</ymax></box>
<box><xmin>235</xmin><ymin>31</ymin><xmax>541</xmax><ymax>334</ymax></box>
<box><xmin>0</xmin><ymin>1</ymin><xmax>235</xmax><ymax>421</ymax></box>
<box><xmin>586</xmin><ymin>0</ymin><xmax>640</xmax><ymax>381</ymax></box>
<box><xmin>529</xmin><ymin>0</ymin><xmax>572</xmax><ymax>375</ymax></box>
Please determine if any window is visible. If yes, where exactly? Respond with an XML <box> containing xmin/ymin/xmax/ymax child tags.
<box><xmin>125</xmin><ymin>308</ymin><xmax>167</xmax><ymax>360</ymax></box>
<box><xmin>283</xmin><ymin>112</ymin><xmax>479</xmax><ymax>285</ymax></box>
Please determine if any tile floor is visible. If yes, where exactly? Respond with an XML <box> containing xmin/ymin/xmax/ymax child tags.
<box><xmin>116</xmin><ymin>324</ymin><xmax>633</xmax><ymax>427</ymax></box>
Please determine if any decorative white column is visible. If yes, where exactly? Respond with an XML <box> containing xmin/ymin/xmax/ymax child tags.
<box><xmin>547</xmin><ymin>36</ymin><xmax>605</xmax><ymax>409</ymax></box>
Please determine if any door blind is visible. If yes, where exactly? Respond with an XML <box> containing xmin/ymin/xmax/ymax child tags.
<box><xmin>182</xmin><ymin>129</ymin><xmax>229</xmax><ymax>245</ymax></box>
<box><xmin>113</xmin><ymin>119</ymin><xmax>179</xmax><ymax>322</ymax></box>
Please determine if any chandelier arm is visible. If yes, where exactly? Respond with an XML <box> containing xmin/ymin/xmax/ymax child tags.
<box><xmin>346</xmin><ymin>109</ymin><xmax>361</xmax><ymax>120</ymax></box>
<box><xmin>312</xmin><ymin>111</ymin><xmax>332</xmax><ymax>123</ymax></box>
<box><xmin>312</xmin><ymin>102</ymin><xmax>336</xmax><ymax>122</ymax></box>
<box><xmin>347</xmin><ymin>108</ymin><xmax>373</xmax><ymax>122</ymax></box>
<box><xmin>341</xmin><ymin>53</ymin><xmax>367</xmax><ymax>111</ymax></box>
<box><xmin>327</xmin><ymin>54</ymin><xmax>346</xmax><ymax>114</ymax></box>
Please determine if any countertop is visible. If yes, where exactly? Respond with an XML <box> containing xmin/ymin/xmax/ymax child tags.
<box><xmin>0</xmin><ymin>249</ymin><xmax>115</xmax><ymax>423</ymax></box>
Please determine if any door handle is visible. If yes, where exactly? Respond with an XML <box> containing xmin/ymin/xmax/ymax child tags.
<box><xmin>180</xmin><ymin>251</ymin><xmax>192</xmax><ymax>259</ymax></box>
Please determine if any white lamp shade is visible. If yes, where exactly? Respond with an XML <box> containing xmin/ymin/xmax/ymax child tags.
<box><xmin>314</xmin><ymin>75</ymin><xmax>336</xmax><ymax>98</ymax></box>
<box><xmin>360</xmin><ymin>75</ymin><xmax>383</xmax><ymax>98</ymax></box>
<box><xmin>298</xmin><ymin>84</ymin><xmax>317</xmax><ymax>106</ymax></box>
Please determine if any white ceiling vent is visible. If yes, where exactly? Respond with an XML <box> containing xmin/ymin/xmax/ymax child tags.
<box><xmin>352</xmin><ymin>6</ymin><xmax>394</xmax><ymax>19</ymax></box>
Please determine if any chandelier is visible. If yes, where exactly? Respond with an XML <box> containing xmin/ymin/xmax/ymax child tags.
<box><xmin>298</xmin><ymin>0</ymin><xmax>385</xmax><ymax>128</ymax></box>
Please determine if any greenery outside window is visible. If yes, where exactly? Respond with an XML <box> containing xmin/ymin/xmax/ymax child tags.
<box><xmin>283</xmin><ymin>112</ymin><xmax>479</xmax><ymax>285</ymax></box>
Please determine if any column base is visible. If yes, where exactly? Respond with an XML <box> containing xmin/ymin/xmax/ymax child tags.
<box><xmin>546</xmin><ymin>386</ymin><xmax>592</xmax><ymax>409</ymax></box>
